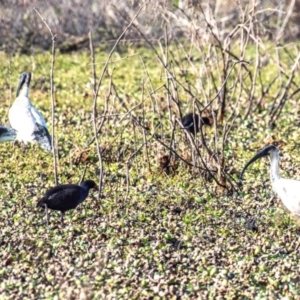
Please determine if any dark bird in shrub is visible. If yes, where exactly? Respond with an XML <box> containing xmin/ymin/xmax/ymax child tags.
<box><xmin>37</xmin><ymin>180</ymin><xmax>99</xmax><ymax>225</ymax></box>
<box><xmin>181</xmin><ymin>113</ymin><xmax>210</xmax><ymax>135</ymax></box>
<box><xmin>240</xmin><ymin>144</ymin><xmax>300</xmax><ymax>216</ymax></box>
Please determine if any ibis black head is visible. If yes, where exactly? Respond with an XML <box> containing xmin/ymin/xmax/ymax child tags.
<box><xmin>239</xmin><ymin>144</ymin><xmax>278</xmax><ymax>180</ymax></box>
<box><xmin>16</xmin><ymin>72</ymin><xmax>31</xmax><ymax>97</ymax></box>
<box><xmin>181</xmin><ymin>113</ymin><xmax>210</xmax><ymax>135</ymax></box>
<box><xmin>81</xmin><ymin>180</ymin><xmax>99</xmax><ymax>191</ymax></box>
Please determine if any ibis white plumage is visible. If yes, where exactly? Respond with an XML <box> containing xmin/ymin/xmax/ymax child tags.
<box><xmin>9</xmin><ymin>72</ymin><xmax>52</xmax><ymax>152</ymax></box>
<box><xmin>240</xmin><ymin>144</ymin><xmax>300</xmax><ymax>216</ymax></box>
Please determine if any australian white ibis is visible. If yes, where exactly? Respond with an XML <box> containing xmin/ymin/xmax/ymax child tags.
<box><xmin>181</xmin><ymin>112</ymin><xmax>210</xmax><ymax>135</ymax></box>
<box><xmin>9</xmin><ymin>72</ymin><xmax>52</xmax><ymax>152</ymax></box>
<box><xmin>37</xmin><ymin>180</ymin><xmax>99</xmax><ymax>225</ymax></box>
<box><xmin>240</xmin><ymin>144</ymin><xmax>300</xmax><ymax>216</ymax></box>
<box><xmin>0</xmin><ymin>126</ymin><xmax>16</xmax><ymax>142</ymax></box>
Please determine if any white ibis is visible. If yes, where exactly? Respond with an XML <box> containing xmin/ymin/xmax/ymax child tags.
<box><xmin>181</xmin><ymin>112</ymin><xmax>210</xmax><ymax>135</ymax></box>
<box><xmin>9</xmin><ymin>72</ymin><xmax>52</xmax><ymax>152</ymax></box>
<box><xmin>240</xmin><ymin>144</ymin><xmax>300</xmax><ymax>216</ymax></box>
<box><xmin>37</xmin><ymin>180</ymin><xmax>99</xmax><ymax>225</ymax></box>
<box><xmin>0</xmin><ymin>126</ymin><xmax>16</xmax><ymax>142</ymax></box>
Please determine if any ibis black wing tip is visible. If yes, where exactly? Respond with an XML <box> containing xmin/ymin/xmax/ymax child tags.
<box><xmin>34</xmin><ymin>123</ymin><xmax>52</xmax><ymax>152</ymax></box>
<box><xmin>0</xmin><ymin>126</ymin><xmax>17</xmax><ymax>142</ymax></box>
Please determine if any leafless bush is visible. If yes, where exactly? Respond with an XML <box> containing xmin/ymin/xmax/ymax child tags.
<box><xmin>1</xmin><ymin>0</ymin><xmax>300</xmax><ymax>53</ymax></box>
<box><xmin>82</xmin><ymin>0</ymin><xmax>300</xmax><ymax>192</ymax></box>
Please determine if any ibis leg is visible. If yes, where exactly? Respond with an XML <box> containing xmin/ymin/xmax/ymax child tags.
<box><xmin>45</xmin><ymin>204</ymin><xmax>49</xmax><ymax>226</ymax></box>
<box><xmin>60</xmin><ymin>212</ymin><xmax>64</xmax><ymax>225</ymax></box>
<box><xmin>21</xmin><ymin>142</ymin><xmax>27</xmax><ymax>154</ymax></box>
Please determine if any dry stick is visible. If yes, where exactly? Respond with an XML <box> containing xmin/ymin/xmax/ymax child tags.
<box><xmin>219</xmin><ymin>7</ymin><xmax>255</xmax><ymax>188</ymax></box>
<box><xmin>125</xmin><ymin>125</ymin><xmax>160</xmax><ymax>199</ymax></box>
<box><xmin>190</xmin><ymin>105</ymin><xmax>198</xmax><ymax>167</ymax></box>
<box><xmin>109</xmin><ymin>80</ymin><xmax>157</xmax><ymax>136</ymax></box>
<box><xmin>239</xmin><ymin>5</ymin><xmax>256</xmax><ymax>119</ymax></box>
<box><xmin>219</xmin><ymin>47</ymin><xmax>252</xmax><ymax>82</ymax></box>
<box><xmin>272</xmin><ymin>45</ymin><xmax>299</xmax><ymax>114</ymax></box>
<box><xmin>33</xmin><ymin>7</ymin><xmax>58</xmax><ymax>186</ymax></box>
<box><xmin>112</xmin><ymin>6</ymin><xmax>199</xmax><ymax>102</ymax></box>
<box><xmin>161</xmin><ymin>27</ymin><xmax>172</xmax><ymax>125</ymax></box>
<box><xmin>88</xmin><ymin>2</ymin><xmax>150</xmax><ymax>191</ymax></box>
<box><xmin>168</xmin><ymin>62</ymin><xmax>180</xmax><ymax>163</ymax></box>
<box><xmin>270</xmin><ymin>51</ymin><xmax>300</xmax><ymax>124</ymax></box>
<box><xmin>178</xmin><ymin>42</ymin><xmax>210</xmax><ymax>108</ymax></box>
<box><xmin>79</xmin><ymin>165</ymin><xmax>87</xmax><ymax>184</ymax></box>
<box><xmin>94</xmin><ymin>1</ymin><xmax>150</xmax><ymax>102</ymax></box>
<box><xmin>221</xmin><ymin>118</ymin><xmax>240</xmax><ymax>191</ymax></box>
<box><xmin>132</xmin><ymin>114</ymin><xmax>208</xmax><ymax>172</ymax></box>
<box><xmin>231</xmin><ymin>16</ymin><xmax>298</xmax><ymax>91</ymax></box>
<box><xmin>89</xmin><ymin>32</ymin><xmax>104</xmax><ymax>201</ymax></box>
<box><xmin>195</xmin><ymin>60</ymin><xmax>250</xmax><ymax>117</ymax></box>
<box><xmin>132</xmin><ymin>115</ymin><xmax>139</xmax><ymax>174</ymax></box>
<box><xmin>86</xmin><ymin>69</ymin><xmax>113</xmax><ymax>147</ymax></box>
<box><xmin>198</xmin><ymin>61</ymin><xmax>247</xmax><ymax>183</ymax></box>
<box><xmin>5</xmin><ymin>55</ymin><xmax>13</xmax><ymax>120</ymax></box>
<box><xmin>139</xmin><ymin>54</ymin><xmax>158</xmax><ymax>114</ymax></box>
<box><xmin>276</xmin><ymin>0</ymin><xmax>296</xmax><ymax>41</ymax></box>
<box><xmin>140</xmin><ymin>82</ymin><xmax>151</xmax><ymax>175</ymax></box>
<box><xmin>158</xmin><ymin>30</ymin><xmax>177</xmax><ymax>161</ymax></box>
<box><xmin>176</xmin><ymin>118</ymin><xmax>226</xmax><ymax>188</ymax></box>
<box><xmin>243</xmin><ymin>45</ymin><xmax>258</xmax><ymax>118</ymax></box>
<box><xmin>94</xmin><ymin>53</ymin><xmax>141</xmax><ymax>65</ymax></box>
<box><xmin>142</xmin><ymin>126</ymin><xmax>152</xmax><ymax>175</ymax></box>
<box><xmin>141</xmin><ymin>80</ymin><xmax>151</xmax><ymax>175</ymax></box>
<box><xmin>262</xmin><ymin>46</ymin><xmax>282</xmax><ymax>118</ymax></box>
<box><xmin>197</xmin><ymin>4</ymin><xmax>227</xmax><ymax>123</ymax></box>
<box><xmin>174</xmin><ymin>8</ymin><xmax>219</xmax><ymax>108</ymax></box>
<box><xmin>254</xmin><ymin>73</ymin><xmax>279</xmax><ymax>114</ymax></box>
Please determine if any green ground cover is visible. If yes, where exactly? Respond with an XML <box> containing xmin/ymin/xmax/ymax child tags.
<box><xmin>0</xmin><ymin>42</ymin><xmax>300</xmax><ymax>299</ymax></box>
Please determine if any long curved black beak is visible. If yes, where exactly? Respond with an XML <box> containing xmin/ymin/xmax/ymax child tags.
<box><xmin>239</xmin><ymin>145</ymin><xmax>275</xmax><ymax>180</ymax></box>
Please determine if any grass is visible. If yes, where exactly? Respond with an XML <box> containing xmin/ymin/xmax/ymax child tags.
<box><xmin>0</xmin><ymin>42</ymin><xmax>300</xmax><ymax>298</ymax></box>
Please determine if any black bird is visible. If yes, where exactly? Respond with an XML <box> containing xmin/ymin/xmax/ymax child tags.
<box><xmin>181</xmin><ymin>113</ymin><xmax>210</xmax><ymax>135</ymax></box>
<box><xmin>37</xmin><ymin>180</ymin><xmax>99</xmax><ymax>225</ymax></box>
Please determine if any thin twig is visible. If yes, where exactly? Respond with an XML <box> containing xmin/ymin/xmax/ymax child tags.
<box><xmin>88</xmin><ymin>1</ymin><xmax>150</xmax><ymax>196</ymax></box>
<box><xmin>33</xmin><ymin>7</ymin><xmax>58</xmax><ymax>186</ymax></box>
<box><xmin>89</xmin><ymin>32</ymin><xmax>104</xmax><ymax>200</ymax></box>
<box><xmin>79</xmin><ymin>165</ymin><xmax>87</xmax><ymax>185</ymax></box>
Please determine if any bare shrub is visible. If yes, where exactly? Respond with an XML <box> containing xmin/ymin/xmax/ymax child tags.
<box><xmin>1</xmin><ymin>0</ymin><xmax>300</xmax><ymax>52</ymax></box>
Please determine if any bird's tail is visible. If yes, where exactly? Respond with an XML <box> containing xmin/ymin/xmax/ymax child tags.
<box><xmin>34</xmin><ymin>123</ymin><xmax>52</xmax><ymax>152</ymax></box>
<box><xmin>0</xmin><ymin>126</ymin><xmax>16</xmax><ymax>142</ymax></box>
